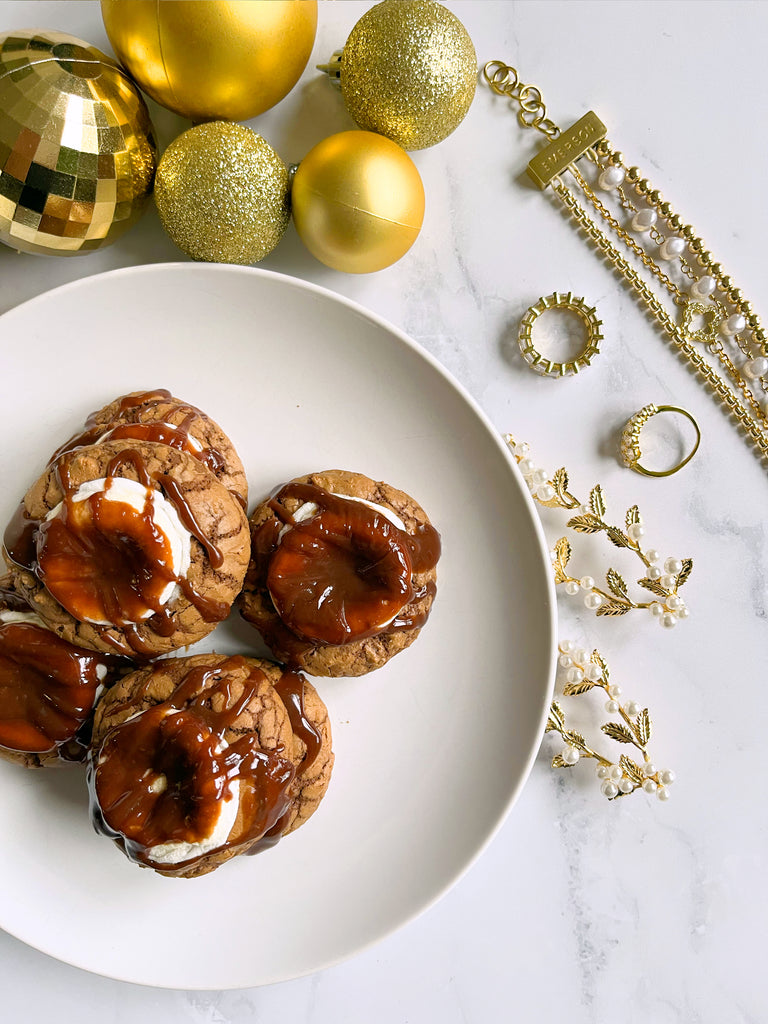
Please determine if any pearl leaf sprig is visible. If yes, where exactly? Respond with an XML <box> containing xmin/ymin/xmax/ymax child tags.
<box><xmin>547</xmin><ymin>641</ymin><xmax>675</xmax><ymax>801</ymax></box>
<box><xmin>505</xmin><ymin>435</ymin><xmax>693</xmax><ymax>628</ymax></box>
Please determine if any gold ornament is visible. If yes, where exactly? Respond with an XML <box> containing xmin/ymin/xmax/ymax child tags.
<box><xmin>318</xmin><ymin>0</ymin><xmax>477</xmax><ymax>151</ymax></box>
<box><xmin>154</xmin><ymin>121</ymin><xmax>290</xmax><ymax>265</ymax></box>
<box><xmin>101</xmin><ymin>0</ymin><xmax>318</xmax><ymax>122</ymax></box>
<box><xmin>291</xmin><ymin>130</ymin><xmax>425</xmax><ymax>274</ymax></box>
<box><xmin>0</xmin><ymin>29</ymin><xmax>156</xmax><ymax>256</ymax></box>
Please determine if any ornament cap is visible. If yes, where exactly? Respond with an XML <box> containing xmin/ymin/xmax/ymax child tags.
<box><xmin>316</xmin><ymin>51</ymin><xmax>343</xmax><ymax>83</ymax></box>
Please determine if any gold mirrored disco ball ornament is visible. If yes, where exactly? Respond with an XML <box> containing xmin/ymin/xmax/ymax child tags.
<box><xmin>318</xmin><ymin>0</ymin><xmax>477</xmax><ymax>151</ymax></box>
<box><xmin>0</xmin><ymin>29</ymin><xmax>157</xmax><ymax>256</ymax></box>
<box><xmin>291</xmin><ymin>130</ymin><xmax>425</xmax><ymax>273</ymax></box>
<box><xmin>101</xmin><ymin>0</ymin><xmax>318</xmax><ymax>122</ymax></box>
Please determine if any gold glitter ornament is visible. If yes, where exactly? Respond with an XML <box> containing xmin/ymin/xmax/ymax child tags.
<box><xmin>291</xmin><ymin>130</ymin><xmax>425</xmax><ymax>273</ymax></box>
<box><xmin>319</xmin><ymin>0</ymin><xmax>477</xmax><ymax>151</ymax></box>
<box><xmin>0</xmin><ymin>29</ymin><xmax>156</xmax><ymax>256</ymax></box>
<box><xmin>101</xmin><ymin>0</ymin><xmax>318</xmax><ymax>123</ymax></box>
<box><xmin>154</xmin><ymin>122</ymin><xmax>290</xmax><ymax>265</ymax></box>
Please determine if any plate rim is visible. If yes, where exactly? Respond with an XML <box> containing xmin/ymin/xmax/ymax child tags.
<box><xmin>0</xmin><ymin>262</ymin><xmax>557</xmax><ymax>988</ymax></box>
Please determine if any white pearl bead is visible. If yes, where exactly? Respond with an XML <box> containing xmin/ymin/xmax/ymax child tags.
<box><xmin>631</xmin><ymin>208</ymin><xmax>657</xmax><ymax>232</ymax></box>
<box><xmin>601</xmin><ymin>781</ymin><xmax>619</xmax><ymax>799</ymax></box>
<box><xmin>584</xmin><ymin>592</ymin><xmax>603</xmax><ymax>610</ymax></box>
<box><xmin>677</xmin><ymin>606</ymin><xmax>690</xmax><ymax>620</ymax></box>
<box><xmin>649</xmin><ymin>602</ymin><xmax>664</xmax><ymax>617</ymax></box>
<box><xmin>660</xmin><ymin>574</ymin><xmax>677</xmax><ymax>589</ymax></box>
<box><xmin>559</xmin><ymin>653</ymin><xmax>573</xmax><ymax>669</ymax></box>
<box><xmin>648</xmin><ymin>566</ymin><xmax>662</xmax><ymax>581</ymax></box>
<box><xmin>625</xmin><ymin>700</ymin><xmax>641</xmax><ymax>717</ymax></box>
<box><xmin>664</xmin><ymin>557</ymin><xmax>683</xmax><ymax>574</ymax></box>
<box><xmin>559</xmin><ymin>639</ymin><xmax>575</xmax><ymax>654</ymax></box>
<box><xmin>691</xmin><ymin>275</ymin><xmax>716</xmax><ymax>298</ymax></box>
<box><xmin>562</xmin><ymin>745</ymin><xmax>580</xmax><ymax>765</ymax></box>
<box><xmin>661</xmin><ymin>612</ymin><xmax>678</xmax><ymax>629</ymax></box>
<box><xmin>518</xmin><ymin>458</ymin><xmax>536</xmax><ymax>478</ymax></box>
<box><xmin>658</xmin><ymin>235</ymin><xmax>685</xmax><ymax>260</ymax></box>
<box><xmin>659</xmin><ymin>769</ymin><xmax>676</xmax><ymax>786</ymax></box>
<box><xmin>536</xmin><ymin>484</ymin><xmax>556</xmax><ymax>502</ymax></box>
<box><xmin>566</xmin><ymin>666</ymin><xmax>585</xmax><ymax>684</ymax></box>
<box><xmin>743</xmin><ymin>356</ymin><xmax>768</xmax><ymax>380</ymax></box>
<box><xmin>646</xmin><ymin>549</ymin><xmax>660</xmax><ymax>563</ymax></box>
<box><xmin>598</xmin><ymin>165</ymin><xmax>625</xmax><ymax>189</ymax></box>
<box><xmin>666</xmin><ymin>594</ymin><xmax>684</xmax><ymax>612</ymax></box>
<box><xmin>513</xmin><ymin>442</ymin><xmax>530</xmax><ymax>457</ymax></box>
<box><xmin>579</xmin><ymin>576</ymin><xmax>595</xmax><ymax>591</ymax></box>
<box><xmin>643</xmin><ymin>764</ymin><xmax>656</xmax><ymax>779</ymax></box>
<box><xmin>627</xmin><ymin>523</ymin><xmax>644</xmax><ymax>541</ymax></box>
<box><xmin>722</xmin><ymin>313</ymin><xmax>746</xmax><ymax>336</ymax></box>
<box><xmin>596</xmin><ymin>764</ymin><xmax>610</xmax><ymax>779</ymax></box>
<box><xmin>585</xmin><ymin>663</ymin><xmax>602</xmax><ymax>682</ymax></box>
<box><xmin>565</xmin><ymin>581</ymin><xmax>580</xmax><ymax>596</ymax></box>
<box><xmin>608</xmin><ymin>684</ymin><xmax>622</xmax><ymax>698</ymax></box>
<box><xmin>619</xmin><ymin>777</ymin><xmax>634</xmax><ymax>794</ymax></box>
<box><xmin>532</xmin><ymin>468</ymin><xmax>548</xmax><ymax>485</ymax></box>
<box><xmin>574</xmin><ymin>648</ymin><xmax>589</xmax><ymax>666</ymax></box>
<box><xmin>642</xmin><ymin>779</ymin><xmax>657</xmax><ymax>794</ymax></box>
<box><xmin>657</xmin><ymin>786</ymin><xmax>671</xmax><ymax>802</ymax></box>
<box><xmin>609</xmin><ymin>765</ymin><xmax>623</xmax><ymax>782</ymax></box>
<box><xmin>605</xmin><ymin>699</ymin><xmax>619</xmax><ymax>713</ymax></box>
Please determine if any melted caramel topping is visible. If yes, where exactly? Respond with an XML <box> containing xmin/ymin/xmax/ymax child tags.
<box><xmin>0</xmin><ymin>620</ymin><xmax>118</xmax><ymax>757</ymax></box>
<box><xmin>253</xmin><ymin>482</ymin><xmax>440</xmax><ymax>647</ymax></box>
<box><xmin>88</xmin><ymin>657</ymin><xmax>296</xmax><ymax>872</ymax></box>
<box><xmin>4</xmin><ymin>448</ymin><xmax>230</xmax><ymax>660</ymax></box>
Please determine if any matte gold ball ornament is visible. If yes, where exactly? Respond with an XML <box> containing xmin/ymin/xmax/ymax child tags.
<box><xmin>291</xmin><ymin>131</ymin><xmax>425</xmax><ymax>274</ymax></box>
<box><xmin>0</xmin><ymin>29</ymin><xmax>156</xmax><ymax>255</ymax></box>
<box><xmin>319</xmin><ymin>0</ymin><xmax>477</xmax><ymax>150</ymax></box>
<box><xmin>100</xmin><ymin>0</ymin><xmax>318</xmax><ymax>123</ymax></box>
<box><xmin>154</xmin><ymin>122</ymin><xmax>290</xmax><ymax>264</ymax></box>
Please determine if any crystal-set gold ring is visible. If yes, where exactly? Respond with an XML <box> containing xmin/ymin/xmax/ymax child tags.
<box><xmin>620</xmin><ymin>404</ymin><xmax>701</xmax><ymax>477</ymax></box>
<box><xmin>518</xmin><ymin>292</ymin><xmax>603</xmax><ymax>377</ymax></box>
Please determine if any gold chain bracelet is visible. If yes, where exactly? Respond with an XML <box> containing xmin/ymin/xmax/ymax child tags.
<box><xmin>483</xmin><ymin>61</ymin><xmax>768</xmax><ymax>468</ymax></box>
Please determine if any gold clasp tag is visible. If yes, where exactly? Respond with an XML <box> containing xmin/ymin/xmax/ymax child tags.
<box><xmin>527</xmin><ymin>111</ymin><xmax>607</xmax><ymax>189</ymax></box>
<box><xmin>681</xmin><ymin>300</ymin><xmax>725</xmax><ymax>344</ymax></box>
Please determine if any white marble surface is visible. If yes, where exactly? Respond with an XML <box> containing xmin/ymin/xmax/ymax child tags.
<box><xmin>1</xmin><ymin>1</ymin><xmax>767</xmax><ymax>1020</ymax></box>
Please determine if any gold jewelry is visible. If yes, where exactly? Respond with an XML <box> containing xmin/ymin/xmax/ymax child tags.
<box><xmin>518</xmin><ymin>292</ymin><xmax>602</xmax><ymax>377</ymax></box>
<box><xmin>483</xmin><ymin>62</ymin><xmax>768</xmax><ymax>469</ymax></box>
<box><xmin>620</xmin><ymin>404</ymin><xmax>701</xmax><ymax>477</ymax></box>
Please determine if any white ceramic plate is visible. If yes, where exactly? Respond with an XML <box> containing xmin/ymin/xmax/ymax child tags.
<box><xmin>0</xmin><ymin>264</ymin><xmax>555</xmax><ymax>989</ymax></box>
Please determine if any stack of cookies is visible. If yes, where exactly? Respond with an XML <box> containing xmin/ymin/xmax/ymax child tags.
<box><xmin>0</xmin><ymin>390</ymin><xmax>440</xmax><ymax>879</ymax></box>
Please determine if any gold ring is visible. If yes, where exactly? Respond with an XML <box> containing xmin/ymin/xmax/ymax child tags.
<box><xmin>620</xmin><ymin>404</ymin><xmax>701</xmax><ymax>477</ymax></box>
<box><xmin>518</xmin><ymin>292</ymin><xmax>603</xmax><ymax>377</ymax></box>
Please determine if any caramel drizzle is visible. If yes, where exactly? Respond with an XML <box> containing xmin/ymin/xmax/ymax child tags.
<box><xmin>5</xmin><ymin>448</ymin><xmax>229</xmax><ymax>660</ymax></box>
<box><xmin>50</xmin><ymin>388</ymin><xmax>245</xmax><ymax>508</ymax></box>
<box><xmin>89</xmin><ymin>657</ymin><xmax>297</xmax><ymax>872</ymax></box>
<box><xmin>0</xmin><ymin>619</ymin><xmax>119</xmax><ymax>756</ymax></box>
<box><xmin>250</xmin><ymin>481</ymin><xmax>440</xmax><ymax>649</ymax></box>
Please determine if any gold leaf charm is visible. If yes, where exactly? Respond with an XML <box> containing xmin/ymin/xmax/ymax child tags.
<box><xmin>681</xmin><ymin>300</ymin><xmax>725</xmax><ymax>344</ymax></box>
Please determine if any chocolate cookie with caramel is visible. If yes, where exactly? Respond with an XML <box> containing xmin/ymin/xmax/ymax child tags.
<box><xmin>89</xmin><ymin>654</ymin><xmax>334</xmax><ymax>878</ymax></box>
<box><xmin>53</xmin><ymin>388</ymin><xmax>248</xmax><ymax>509</ymax></box>
<box><xmin>239</xmin><ymin>469</ymin><xmax>441</xmax><ymax>677</ymax></box>
<box><xmin>0</xmin><ymin>577</ymin><xmax>124</xmax><ymax>768</ymax></box>
<box><xmin>4</xmin><ymin>439</ymin><xmax>250</xmax><ymax>660</ymax></box>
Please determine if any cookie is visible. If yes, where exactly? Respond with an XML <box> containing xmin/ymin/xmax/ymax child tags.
<box><xmin>239</xmin><ymin>469</ymin><xmax>440</xmax><ymax>676</ymax></box>
<box><xmin>89</xmin><ymin>654</ymin><xmax>333</xmax><ymax>878</ymax></box>
<box><xmin>0</xmin><ymin>577</ymin><xmax>124</xmax><ymax>768</ymax></box>
<box><xmin>5</xmin><ymin>439</ymin><xmax>250</xmax><ymax>659</ymax></box>
<box><xmin>52</xmin><ymin>389</ymin><xmax>248</xmax><ymax>509</ymax></box>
